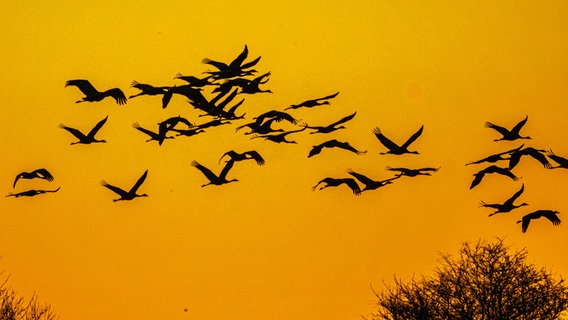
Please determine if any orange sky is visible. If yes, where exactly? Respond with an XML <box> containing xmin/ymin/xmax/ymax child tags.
<box><xmin>2</xmin><ymin>1</ymin><xmax>568</xmax><ymax>319</ymax></box>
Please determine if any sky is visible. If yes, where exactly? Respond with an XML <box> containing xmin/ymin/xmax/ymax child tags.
<box><xmin>1</xmin><ymin>1</ymin><xmax>568</xmax><ymax>319</ymax></box>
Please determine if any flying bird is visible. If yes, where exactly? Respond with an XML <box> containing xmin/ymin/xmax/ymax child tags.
<box><xmin>485</xmin><ymin>115</ymin><xmax>531</xmax><ymax>141</ymax></box>
<box><xmin>347</xmin><ymin>170</ymin><xmax>400</xmax><ymax>192</ymax></box>
<box><xmin>480</xmin><ymin>184</ymin><xmax>528</xmax><ymax>216</ymax></box>
<box><xmin>202</xmin><ymin>45</ymin><xmax>260</xmax><ymax>79</ymax></box>
<box><xmin>59</xmin><ymin>116</ymin><xmax>108</xmax><ymax>145</ymax></box>
<box><xmin>465</xmin><ymin>144</ymin><xmax>524</xmax><ymax>166</ymax></box>
<box><xmin>6</xmin><ymin>187</ymin><xmax>60</xmax><ymax>198</ymax></box>
<box><xmin>469</xmin><ymin>165</ymin><xmax>519</xmax><ymax>189</ymax></box>
<box><xmin>507</xmin><ymin>147</ymin><xmax>551</xmax><ymax>169</ymax></box>
<box><xmin>101</xmin><ymin>170</ymin><xmax>148</xmax><ymax>202</ymax></box>
<box><xmin>13</xmin><ymin>168</ymin><xmax>54</xmax><ymax>188</ymax></box>
<box><xmin>373</xmin><ymin>125</ymin><xmax>423</xmax><ymax>155</ymax></box>
<box><xmin>219</xmin><ymin>150</ymin><xmax>265</xmax><ymax>165</ymax></box>
<box><xmin>308</xmin><ymin>139</ymin><xmax>367</xmax><ymax>158</ymax></box>
<box><xmin>517</xmin><ymin>210</ymin><xmax>561</xmax><ymax>233</ymax></box>
<box><xmin>174</xmin><ymin>74</ymin><xmax>213</xmax><ymax>87</ymax></box>
<box><xmin>312</xmin><ymin>177</ymin><xmax>361</xmax><ymax>195</ymax></box>
<box><xmin>305</xmin><ymin>112</ymin><xmax>357</xmax><ymax>134</ymax></box>
<box><xmin>547</xmin><ymin>150</ymin><xmax>568</xmax><ymax>169</ymax></box>
<box><xmin>386</xmin><ymin>166</ymin><xmax>440</xmax><ymax>177</ymax></box>
<box><xmin>65</xmin><ymin>79</ymin><xmax>127</xmax><ymax>105</ymax></box>
<box><xmin>191</xmin><ymin>160</ymin><xmax>238</xmax><ymax>187</ymax></box>
<box><xmin>129</xmin><ymin>81</ymin><xmax>170</xmax><ymax>98</ymax></box>
<box><xmin>251</xmin><ymin>126</ymin><xmax>307</xmax><ymax>144</ymax></box>
<box><xmin>286</xmin><ymin>92</ymin><xmax>339</xmax><ymax>110</ymax></box>
<box><xmin>132</xmin><ymin>122</ymin><xmax>175</xmax><ymax>145</ymax></box>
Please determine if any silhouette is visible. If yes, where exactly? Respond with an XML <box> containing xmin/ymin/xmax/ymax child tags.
<box><xmin>6</xmin><ymin>187</ymin><xmax>60</xmax><ymax>198</ymax></box>
<box><xmin>465</xmin><ymin>144</ymin><xmax>524</xmax><ymax>166</ymax></box>
<box><xmin>386</xmin><ymin>166</ymin><xmax>440</xmax><ymax>177</ymax></box>
<box><xmin>59</xmin><ymin>116</ymin><xmax>108</xmax><ymax>145</ymax></box>
<box><xmin>133</xmin><ymin>122</ymin><xmax>174</xmax><ymax>146</ymax></box>
<box><xmin>195</xmin><ymin>119</ymin><xmax>231</xmax><ymax>130</ymax></box>
<box><xmin>170</xmin><ymin>127</ymin><xmax>206</xmax><ymax>137</ymax></box>
<box><xmin>162</xmin><ymin>85</ymin><xmax>205</xmax><ymax>109</ymax></box>
<box><xmin>202</xmin><ymin>45</ymin><xmax>260</xmax><ymax>79</ymax></box>
<box><xmin>286</xmin><ymin>92</ymin><xmax>339</xmax><ymax>110</ymax></box>
<box><xmin>129</xmin><ymin>81</ymin><xmax>170</xmax><ymax>98</ymax></box>
<box><xmin>485</xmin><ymin>115</ymin><xmax>531</xmax><ymax>141</ymax></box>
<box><xmin>373</xmin><ymin>125</ymin><xmax>423</xmax><ymax>155</ymax></box>
<box><xmin>480</xmin><ymin>184</ymin><xmax>528</xmax><ymax>216</ymax></box>
<box><xmin>191</xmin><ymin>160</ymin><xmax>238</xmax><ymax>187</ymax></box>
<box><xmin>547</xmin><ymin>150</ymin><xmax>568</xmax><ymax>169</ymax></box>
<box><xmin>347</xmin><ymin>170</ymin><xmax>400</xmax><ymax>191</ymax></box>
<box><xmin>213</xmin><ymin>72</ymin><xmax>272</xmax><ymax>95</ymax></box>
<box><xmin>13</xmin><ymin>168</ymin><xmax>54</xmax><ymax>188</ymax></box>
<box><xmin>158</xmin><ymin>115</ymin><xmax>194</xmax><ymax>129</ymax></box>
<box><xmin>469</xmin><ymin>165</ymin><xmax>519</xmax><ymax>189</ymax></box>
<box><xmin>312</xmin><ymin>177</ymin><xmax>361</xmax><ymax>195</ymax></box>
<box><xmin>306</xmin><ymin>112</ymin><xmax>357</xmax><ymax>134</ymax></box>
<box><xmin>508</xmin><ymin>147</ymin><xmax>551</xmax><ymax>169</ymax></box>
<box><xmin>517</xmin><ymin>210</ymin><xmax>561</xmax><ymax>233</ymax></box>
<box><xmin>251</xmin><ymin>126</ymin><xmax>307</xmax><ymax>144</ymax></box>
<box><xmin>174</xmin><ymin>73</ymin><xmax>213</xmax><ymax>87</ymax></box>
<box><xmin>308</xmin><ymin>139</ymin><xmax>367</xmax><ymax>158</ymax></box>
<box><xmin>65</xmin><ymin>79</ymin><xmax>127</xmax><ymax>105</ymax></box>
<box><xmin>253</xmin><ymin>110</ymin><xmax>298</xmax><ymax>125</ymax></box>
<box><xmin>101</xmin><ymin>170</ymin><xmax>148</xmax><ymax>202</ymax></box>
<box><xmin>237</xmin><ymin>110</ymin><xmax>297</xmax><ymax>135</ymax></box>
<box><xmin>219</xmin><ymin>150</ymin><xmax>265</xmax><ymax>165</ymax></box>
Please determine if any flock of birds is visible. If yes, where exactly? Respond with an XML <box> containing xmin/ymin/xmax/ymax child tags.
<box><xmin>6</xmin><ymin>45</ymin><xmax>567</xmax><ymax>233</ymax></box>
<box><xmin>466</xmin><ymin>115</ymin><xmax>567</xmax><ymax>232</ymax></box>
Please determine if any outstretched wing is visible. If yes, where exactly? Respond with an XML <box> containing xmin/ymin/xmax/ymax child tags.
<box><xmin>316</xmin><ymin>91</ymin><xmax>340</xmax><ymax>101</ymax></box>
<box><xmin>244</xmin><ymin>151</ymin><xmax>265</xmax><ymax>165</ymax></box>
<box><xmin>88</xmin><ymin>116</ymin><xmax>109</xmax><ymax>138</ymax></box>
<box><xmin>59</xmin><ymin>124</ymin><xmax>87</xmax><ymax>140</ymax></box>
<box><xmin>401</xmin><ymin>125</ymin><xmax>424</xmax><ymax>149</ymax></box>
<box><xmin>373</xmin><ymin>127</ymin><xmax>401</xmax><ymax>151</ymax></box>
<box><xmin>100</xmin><ymin>180</ymin><xmax>128</xmax><ymax>197</ymax></box>
<box><xmin>506</xmin><ymin>183</ymin><xmax>525</xmax><ymax>204</ymax></box>
<box><xmin>329</xmin><ymin>112</ymin><xmax>357</xmax><ymax>127</ymax></box>
<box><xmin>348</xmin><ymin>170</ymin><xmax>375</xmax><ymax>186</ymax></box>
<box><xmin>542</xmin><ymin>211</ymin><xmax>561</xmax><ymax>226</ymax></box>
<box><xmin>129</xmin><ymin>170</ymin><xmax>148</xmax><ymax>193</ymax></box>
<box><xmin>484</xmin><ymin>121</ymin><xmax>510</xmax><ymax>136</ymax></box>
<box><xmin>133</xmin><ymin>122</ymin><xmax>158</xmax><ymax>138</ymax></box>
<box><xmin>191</xmin><ymin>160</ymin><xmax>218</xmax><ymax>181</ymax></box>
<box><xmin>105</xmin><ymin>88</ymin><xmax>127</xmax><ymax>105</ymax></box>
<box><xmin>33</xmin><ymin>168</ymin><xmax>54</xmax><ymax>181</ymax></box>
<box><xmin>229</xmin><ymin>44</ymin><xmax>249</xmax><ymax>69</ymax></box>
<box><xmin>202</xmin><ymin>58</ymin><xmax>228</xmax><ymax>71</ymax></box>
<box><xmin>65</xmin><ymin>79</ymin><xmax>98</xmax><ymax>95</ymax></box>
<box><xmin>219</xmin><ymin>159</ymin><xmax>235</xmax><ymax>180</ymax></box>
<box><xmin>511</xmin><ymin>115</ymin><xmax>528</xmax><ymax>134</ymax></box>
<box><xmin>341</xmin><ymin>178</ymin><xmax>362</xmax><ymax>195</ymax></box>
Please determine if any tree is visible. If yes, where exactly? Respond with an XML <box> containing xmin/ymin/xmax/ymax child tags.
<box><xmin>0</xmin><ymin>270</ymin><xmax>56</xmax><ymax>320</ymax></box>
<box><xmin>370</xmin><ymin>239</ymin><xmax>568</xmax><ymax>320</ymax></box>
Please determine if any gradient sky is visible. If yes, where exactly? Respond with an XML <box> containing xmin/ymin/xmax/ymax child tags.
<box><xmin>2</xmin><ymin>1</ymin><xmax>568</xmax><ymax>319</ymax></box>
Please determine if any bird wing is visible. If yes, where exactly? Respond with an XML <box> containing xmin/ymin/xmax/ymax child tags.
<box><xmin>133</xmin><ymin>122</ymin><xmax>158</xmax><ymax>138</ymax></box>
<box><xmin>100</xmin><ymin>181</ymin><xmax>128</xmax><ymax>197</ymax></box>
<box><xmin>521</xmin><ymin>216</ymin><xmax>531</xmax><ymax>233</ymax></box>
<box><xmin>511</xmin><ymin>115</ymin><xmax>528</xmax><ymax>134</ymax></box>
<box><xmin>329</xmin><ymin>112</ymin><xmax>357</xmax><ymax>127</ymax></box>
<box><xmin>33</xmin><ymin>168</ymin><xmax>54</xmax><ymax>181</ymax></box>
<box><xmin>13</xmin><ymin>173</ymin><xmax>24</xmax><ymax>188</ymax></box>
<box><xmin>548</xmin><ymin>151</ymin><xmax>568</xmax><ymax>167</ymax></box>
<box><xmin>401</xmin><ymin>125</ymin><xmax>424</xmax><ymax>149</ymax></box>
<box><xmin>229</xmin><ymin>44</ymin><xmax>249</xmax><ymax>69</ymax></box>
<box><xmin>219</xmin><ymin>159</ymin><xmax>235</xmax><ymax>180</ymax></box>
<box><xmin>59</xmin><ymin>124</ymin><xmax>87</xmax><ymax>140</ymax></box>
<box><xmin>308</xmin><ymin>144</ymin><xmax>324</xmax><ymax>158</ymax></box>
<box><xmin>347</xmin><ymin>171</ymin><xmax>374</xmax><ymax>186</ymax></box>
<box><xmin>542</xmin><ymin>211</ymin><xmax>561</xmax><ymax>226</ymax></box>
<box><xmin>201</xmin><ymin>58</ymin><xmax>228</xmax><ymax>71</ymax></box>
<box><xmin>527</xmin><ymin>149</ymin><xmax>552</xmax><ymax>169</ymax></box>
<box><xmin>244</xmin><ymin>151</ymin><xmax>265</xmax><ymax>165</ymax></box>
<box><xmin>65</xmin><ymin>79</ymin><xmax>98</xmax><ymax>96</ymax></box>
<box><xmin>88</xmin><ymin>116</ymin><xmax>109</xmax><ymax>138</ymax></box>
<box><xmin>373</xmin><ymin>127</ymin><xmax>401</xmax><ymax>151</ymax></box>
<box><xmin>129</xmin><ymin>170</ymin><xmax>148</xmax><ymax>194</ymax></box>
<box><xmin>162</xmin><ymin>90</ymin><xmax>173</xmax><ymax>109</ymax></box>
<box><xmin>316</xmin><ymin>92</ymin><xmax>340</xmax><ymax>101</ymax></box>
<box><xmin>498</xmin><ymin>144</ymin><xmax>525</xmax><ymax>156</ymax></box>
<box><xmin>341</xmin><ymin>178</ymin><xmax>362</xmax><ymax>195</ymax></box>
<box><xmin>484</xmin><ymin>121</ymin><xmax>510</xmax><ymax>136</ymax></box>
<box><xmin>240</xmin><ymin>56</ymin><xmax>261</xmax><ymax>70</ymax></box>
<box><xmin>505</xmin><ymin>184</ymin><xmax>524</xmax><ymax>205</ymax></box>
<box><xmin>191</xmin><ymin>161</ymin><xmax>219</xmax><ymax>181</ymax></box>
<box><xmin>470</xmin><ymin>172</ymin><xmax>485</xmax><ymax>189</ymax></box>
<box><xmin>105</xmin><ymin>88</ymin><xmax>127</xmax><ymax>105</ymax></box>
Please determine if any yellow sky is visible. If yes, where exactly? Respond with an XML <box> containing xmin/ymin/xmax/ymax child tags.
<box><xmin>2</xmin><ymin>1</ymin><xmax>568</xmax><ymax>319</ymax></box>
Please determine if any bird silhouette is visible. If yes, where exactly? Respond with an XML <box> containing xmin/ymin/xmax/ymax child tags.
<box><xmin>6</xmin><ymin>187</ymin><xmax>60</xmax><ymax>198</ymax></box>
<box><xmin>286</xmin><ymin>92</ymin><xmax>339</xmax><ymax>110</ymax></box>
<box><xmin>202</xmin><ymin>45</ymin><xmax>260</xmax><ymax>79</ymax></box>
<box><xmin>174</xmin><ymin>74</ymin><xmax>213</xmax><ymax>87</ymax></box>
<box><xmin>547</xmin><ymin>150</ymin><xmax>568</xmax><ymax>169</ymax></box>
<box><xmin>312</xmin><ymin>177</ymin><xmax>361</xmax><ymax>195</ymax></box>
<box><xmin>465</xmin><ymin>144</ymin><xmax>524</xmax><ymax>166</ymax></box>
<box><xmin>213</xmin><ymin>72</ymin><xmax>272</xmax><ymax>95</ymax></box>
<box><xmin>485</xmin><ymin>115</ymin><xmax>531</xmax><ymax>141</ymax></box>
<box><xmin>386</xmin><ymin>166</ymin><xmax>440</xmax><ymax>177</ymax></box>
<box><xmin>306</xmin><ymin>112</ymin><xmax>357</xmax><ymax>134</ymax></box>
<box><xmin>469</xmin><ymin>165</ymin><xmax>519</xmax><ymax>189</ymax></box>
<box><xmin>129</xmin><ymin>81</ymin><xmax>170</xmax><ymax>98</ymax></box>
<box><xmin>219</xmin><ymin>150</ymin><xmax>265</xmax><ymax>165</ymax></box>
<box><xmin>13</xmin><ymin>169</ymin><xmax>54</xmax><ymax>188</ymax></box>
<box><xmin>251</xmin><ymin>126</ymin><xmax>307</xmax><ymax>144</ymax></box>
<box><xmin>65</xmin><ymin>79</ymin><xmax>127</xmax><ymax>105</ymax></box>
<box><xmin>170</xmin><ymin>127</ymin><xmax>206</xmax><ymax>137</ymax></box>
<box><xmin>195</xmin><ymin>119</ymin><xmax>231</xmax><ymax>130</ymax></box>
<box><xmin>191</xmin><ymin>160</ymin><xmax>238</xmax><ymax>187</ymax></box>
<box><xmin>59</xmin><ymin>116</ymin><xmax>108</xmax><ymax>145</ymax></box>
<box><xmin>373</xmin><ymin>125</ymin><xmax>423</xmax><ymax>155</ymax></box>
<box><xmin>517</xmin><ymin>210</ymin><xmax>561</xmax><ymax>233</ymax></box>
<box><xmin>480</xmin><ymin>184</ymin><xmax>528</xmax><ymax>216</ymax></box>
<box><xmin>132</xmin><ymin>122</ymin><xmax>174</xmax><ymax>146</ymax></box>
<box><xmin>507</xmin><ymin>147</ymin><xmax>551</xmax><ymax>169</ymax></box>
<box><xmin>101</xmin><ymin>170</ymin><xmax>149</xmax><ymax>202</ymax></box>
<box><xmin>253</xmin><ymin>110</ymin><xmax>298</xmax><ymax>125</ymax></box>
<box><xmin>236</xmin><ymin>118</ymin><xmax>285</xmax><ymax>135</ymax></box>
<box><xmin>308</xmin><ymin>139</ymin><xmax>367</xmax><ymax>158</ymax></box>
<box><xmin>347</xmin><ymin>170</ymin><xmax>400</xmax><ymax>192</ymax></box>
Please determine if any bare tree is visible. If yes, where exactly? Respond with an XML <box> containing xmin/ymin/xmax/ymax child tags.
<box><xmin>0</xmin><ymin>270</ymin><xmax>56</xmax><ymax>320</ymax></box>
<box><xmin>370</xmin><ymin>239</ymin><xmax>568</xmax><ymax>320</ymax></box>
